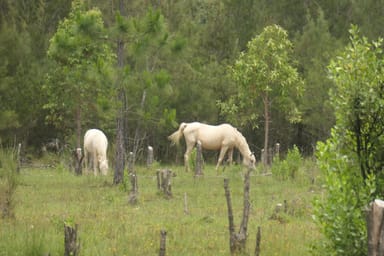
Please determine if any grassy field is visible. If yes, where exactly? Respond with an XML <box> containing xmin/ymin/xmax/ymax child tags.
<box><xmin>0</xmin><ymin>161</ymin><xmax>323</xmax><ymax>255</ymax></box>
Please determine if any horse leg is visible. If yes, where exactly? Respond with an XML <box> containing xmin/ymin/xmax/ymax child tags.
<box><xmin>216</xmin><ymin>146</ymin><xmax>229</xmax><ymax>171</ymax></box>
<box><xmin>184</xmin><ymin>145</ymin><xmax>194</xmax><ymax>172</ymax></box>
<box><xmin>84</xmin><ymin>150</ymin><xmax>88</xmax><ymax>173</ymax></box>
<box><xmin>92</xmin><ymin>152</ymin><xmax>98</xmax><ymax>176</ymax></box>
<box><xmin>227</xmin><ymin>148</ymin><xmax>234</xmax><ymax>165</ymax></box>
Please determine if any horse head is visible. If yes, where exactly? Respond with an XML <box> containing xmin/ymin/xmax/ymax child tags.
<box><xmin>243</xmin><ymin>152</ymin><xmax>256</xmax><ymax>169</ymax></box>
<box><xmin>99</xmin><ymin>157</ymin><xmax>109</xmax><ymax>175</ymax></box>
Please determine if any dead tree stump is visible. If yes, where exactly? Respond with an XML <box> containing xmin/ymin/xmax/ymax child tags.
<box><xmin>128</xmin><ymin>152</ymin><xmax>138</xmax><ymax>204</ymax></box>
<box><xmin>73</xmin><ymin>148</ymin><xmax>84</xmax><ymax>175</ymax></box>
<box><xmin>255</xmin><ymin>226</ymin><xmax>261</xmax><ymax>256</ymax></box>
<box><xmin>64</xmin><ymin>223</ymin><xmax>80</xmax><ymax>256</ymax></box>
<box><xmin>194</xmin><ymin>141</ymin><xmax>203</xmax><ymax>177</ymax></box>
<box><xmin>184</xmin><ymin>192</ymin><xmax>189</xmax><ymax>215</ymax></box>
<box><xmin>224</xmin><ymin>167</ymin><xmax>252</xmax><ymax>255</ymax></box>
<box><xmin>274</xmin><ymin>143</ymin><xmax>280</xmax><ymax>161</ymax></box>
<box><xmin>159</xmin><ymin>229</ymin><xmax>167</xmax><ymax>256</ymax></box>
<box><xmin>147</xmin><ymin>146</ymin><xmax>154</xmax><ymax>168</ymax></box>
<box><xmin>367</xmin><ymin>199</ymin><xmax>384</xmax><ymax>256</ymax></box>
<box><xmin>16</xmin><ymin>143</ymin><xmax>21</xmax><ymax>173</ymax></box>
<box><xmin>156</xmin><ymin>169</ymin><xmax>173</xmax><ymax>198</ymax></box>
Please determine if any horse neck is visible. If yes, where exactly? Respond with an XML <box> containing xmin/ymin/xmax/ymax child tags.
<box><xmin>235</xmin><ymin>135</ymin><xmax>251</xmax><ymax>159</ymax></box>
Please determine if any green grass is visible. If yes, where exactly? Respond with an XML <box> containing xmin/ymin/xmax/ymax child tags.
<box><xmin>0</xmin><ymin>162</ymin><xmax>323</xmax><ymax>255</ymax></box>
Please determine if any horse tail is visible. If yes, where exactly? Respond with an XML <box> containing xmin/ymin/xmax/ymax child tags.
<box><xmin>168</xmin><ymin>122</ymin><xmax>187</xmax><ymax>145</ymax></box>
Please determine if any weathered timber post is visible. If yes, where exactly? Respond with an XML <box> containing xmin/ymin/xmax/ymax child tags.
<box><xmin>268</xmin><ymin>147</ymin><xmax>273</xmax><ymax>164</ymax></box>
<box><xmin>274</xmin><ymin>143</ymin><xmax>280</xmax><ymax>161</ymax></box>
<box><xmin>128</xmin><ymin>152</ymin><xmax>138</xmax><ymax>204</ymax></box>
<box><xmin>147</xmin><ymin>146</ymin><xmax>154</xmax><ymax>168</ymax></box>
<box><xmin>194</xmin><ymin>141</ymin><xmax>203</xmax><ymax>177</ymax></box>
<box><xmin>64</xmin><ymin>223</ymin><xmax>80</xmax><ymax>256</ymax></box>
<box><xmin>367</xmin><ymin>199</ymin><xmax>384</xmax><ymax>256</ymax></box>
<box><xmin>224</xmin><ymin>178</ymin><xmax>236</xmax><ymax>254</ymax></box>
<box><xmin>238</xmin><ymin>168</ymin><xmax>251</xmax><ymax>249</ymax></box>
<box><xmin>159</xmin><ymin>229</ymin><xmax>167</xmax><ymax>256</ymax></box>
<box><xmin>224</xmin><ymin>166</ymin><xmax>252</xmax><ymax>255</ymax></box>
<box><xmin>157</xmin><ymin>169</ymin><xmax>173</xmax><ymax>198</ymax></box>
<box><xmin>184</xmin><ymin>192</ymin><xmax>189</xmax><ymax>215</ymax></box>
<box><xmin>16</xmin><ymin>143</ymin><xmax>21</xmax><ymax>173</ymax></box>
<box><xmin>260</xmin><ymin>149</ymin><xmax>264</xmax><ymax>167</ymax></box>
<box><xmin>73</xmin><ymin>148</ymin><xmax>84</xmax><ymax>175</ymax></box>
<box><xmin>254</xmin><ymin>226</ymin><xmax>261</xmax><ymax>256</ymax></box>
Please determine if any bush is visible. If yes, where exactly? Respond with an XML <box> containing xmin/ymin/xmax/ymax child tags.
<box><xmin>271</xmin><ymin>145</ymin><xmax>302</xmax><ymax>180</ymax></box>
<box><xmin>312</xmin><ymin>139</ymin><xmax>374</xmax><ymax>256</ymax></box>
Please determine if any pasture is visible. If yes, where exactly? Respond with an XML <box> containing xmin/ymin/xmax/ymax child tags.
<box><xmin>0</xmin><ymin>160</ymin><xmax>323</xmax><ymax>255</ymax></box>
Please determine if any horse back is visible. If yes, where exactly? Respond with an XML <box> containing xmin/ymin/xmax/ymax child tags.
<box><xmin>184</xmin><ymin>123</ymin><xmax>237</xmax><ymax>150</ymax></box>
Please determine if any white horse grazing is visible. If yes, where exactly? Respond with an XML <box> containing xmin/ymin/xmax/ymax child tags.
<box><xmin>168</xmin><ymin>122</ymin><xmax>256</xmax><ymax>171</ymax></box>
<box><xmin>84</xmin><ymin>129</ymin><xmax>109</xmax><ymax>175</ymax></box>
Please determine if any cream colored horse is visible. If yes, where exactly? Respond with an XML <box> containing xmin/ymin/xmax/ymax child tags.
<box><xmin>168</xmin><ymin>122</ymin><xmax>256</xmax><ymax>171</ymax></box>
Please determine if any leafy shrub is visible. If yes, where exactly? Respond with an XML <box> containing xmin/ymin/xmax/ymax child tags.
<box><xmin>271</xmin><ymin>145</ymin><xmax>302</xmax><ymax>180</ymax></box>
<box><xmin>312</xmin><ymin>139</ymin><xmax>374</xmax><ymax>256</ymax></box>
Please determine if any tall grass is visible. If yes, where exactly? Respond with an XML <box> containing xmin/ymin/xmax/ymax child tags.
<box><xmin>0</xmin><ymin>160</ymin><xmax>323</xmax><ymax>255</ymax></box>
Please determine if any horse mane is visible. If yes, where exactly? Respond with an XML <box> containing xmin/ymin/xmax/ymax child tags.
<box><xmin>234</xmin><ymin>129</ymin><xmax>251</xmax><ymax>155</ymax></box>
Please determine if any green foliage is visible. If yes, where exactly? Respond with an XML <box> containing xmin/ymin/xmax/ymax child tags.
<box><xmin>293</xmin><ymin>8</ymin><xmax>339</xmax><ymax>145</ymax></box>
<box><xmin>313</xmin><ymin>136</ymin><xmax>374</xmax><ymax>256</ymax></box>
<box><xmin>45</xmin><ymin>0</ymin><xmax>115</xmax><ymax>137</ymax></box>
<box><xmin>327</xmin><ymin>25</ymin><xmax>384</xmax><ymax>181</ymax></box>
<box><xmin>220</xmin><ymin>24</ymin><xmax>304</xmax><ymax>127</ymax></box>
<box><xmin>313</xmin><ymin>26</ymin><xmax>384</xmax><ymax>255</ymax></box>
<box><xmin>272</xmin><ymin>145</ymin><xmax>302</xmax><ymax>181</ymax></box>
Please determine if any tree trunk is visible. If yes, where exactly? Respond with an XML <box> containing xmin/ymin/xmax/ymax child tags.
<box><xmin>113</xmin><ymin>0</ymin><xmax>126</xmax><ymax>185</ymax></box>
<box><xmin>132</xmin><ymin>90</ymin><xmax>147</xmax><ymax>161</ymax></box>
<box><xmin>75</xmin><ymin>105</ymin><xmax>82</xmax><ymax>150</ymax></box>
<box><xmin>263</xmin><ymin>93</ymin><xmax>270</xmax><ymax>167</ymax></box>
<box><xmin>114</xmin><ymin>86</ymin><xmax>126</xmax><ymax>184</ymax></box>
<box><xmin>75</xmin><ymin>106</ymin><xmax>82</xmax><ymax>175</ymax></box>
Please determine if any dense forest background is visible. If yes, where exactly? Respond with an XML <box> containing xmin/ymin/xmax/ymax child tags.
<box><xmin>1</xmin><ymin>0</ymin><xmax>383</xmax><ymax>163</ymax></box>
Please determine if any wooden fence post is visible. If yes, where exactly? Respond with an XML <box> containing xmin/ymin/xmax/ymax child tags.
<box><xmin>156</xmin><ymin>169</ymin><xmax>173</xmax><ymax>199</ymax></box>
<box><xmin>128</xmin><ymin>152</ymin><xmax>138</xmax><ymax>204</ymax></box>
<box><xmin>367</xmin><ymin>199</ymin><xmax>384</xmax><ymax>256</ymax></box>
<box><xmin>224</xmin><ymin>166</ymin><xmax>252</xmax><ymax>255</ymax></box>
<box><xmin>194</xmin><ymin>141</ymin><xmax>203</xmax><ymax>177</ymax></box>
<box><xmin>274</xmin><ymin>143</ymin><xmax>280</xmax><ymax>161</ymax></box>
<box><xmin>64</xmin><ymin>223</ymin><xmax>80</xmax><ymax>256</ymax></box>
<box><xmin>73</xmin><ymin>148</ymin><xmax>83</xmax><ymax>175</ymax></box>
<box><xmin>147</xmin><ymin>146</ymin><xmax>154</xmax><ymax>168</ymax></box>
<box><xmin>254</xmin><ymin>226</ymin><xmax>261</xmax><ymax>256</ymax></box>
<box><xmin>159</xmin><ymin>229</ymin><xmax>167</xmax><ymax>256</ymax></box>
<box><xmin>184</xmin><ymin>192</ymin><xmax>189</xmax><ymax>215</ymax></box>
<box><xmin>16</xmin><ymin>143</ymin><xmax>21</xmax><ymax>173</ymax></box>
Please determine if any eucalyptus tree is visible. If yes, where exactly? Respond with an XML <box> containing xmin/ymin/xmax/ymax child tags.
<box><xmin>45</xmin><ymin>0</ymin><xmax>115</xmax><ymax>152</ymax></box>
<box><xmin>219</xmin><ymin>25</ymin><xmax>304</xmax><ymax>165</ymax></box>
